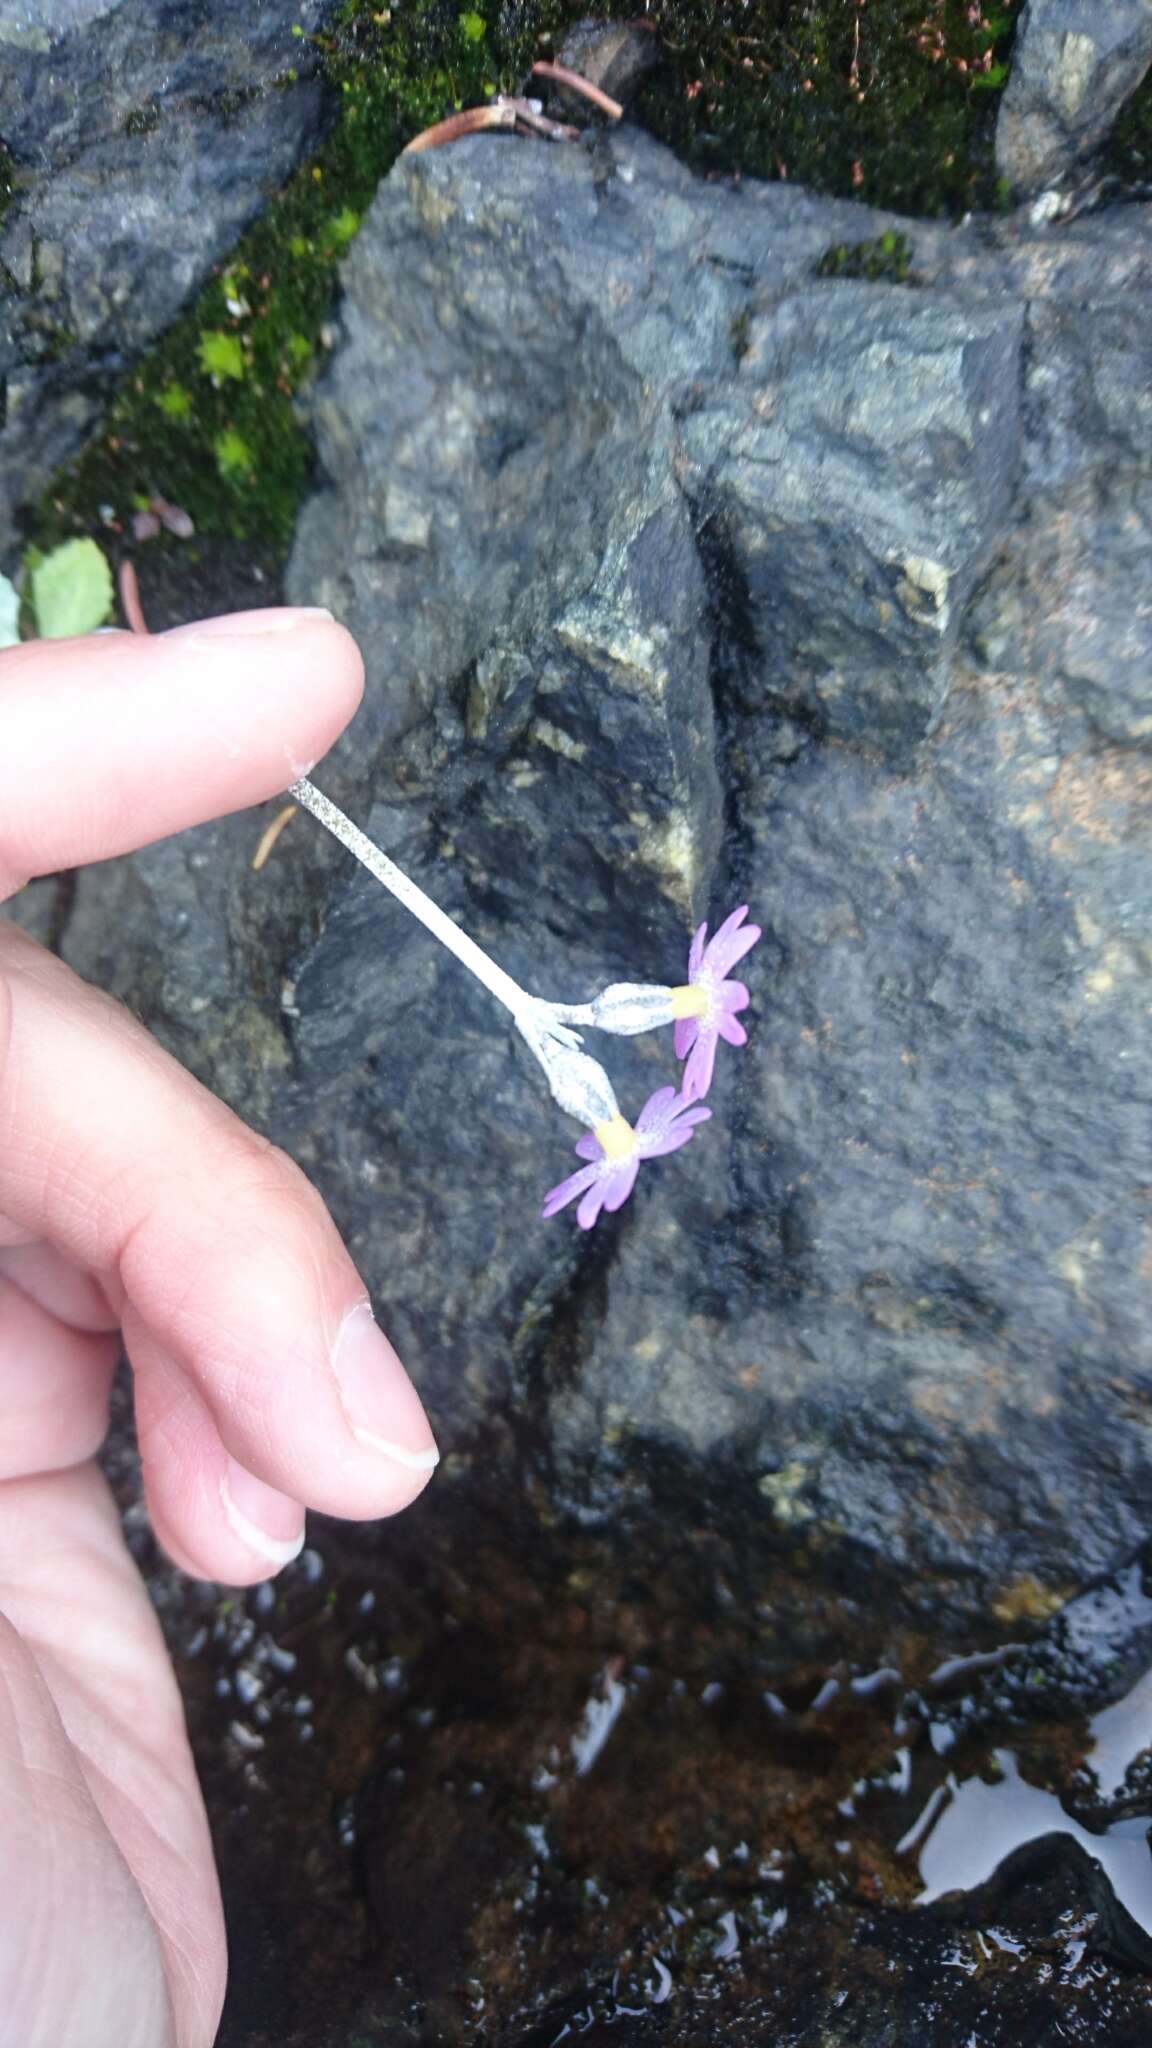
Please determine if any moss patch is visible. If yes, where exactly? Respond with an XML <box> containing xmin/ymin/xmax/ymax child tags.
<box><xmin>36</xmin><ymin>4</ymin><xmax>538</xmax><ymax>558</ymax></box>
<box><xmin>36</xmin><ymin>1</ymin><xmax>1022</xmax><ymax>568</ymax></box>
<box><xmin>815</xmin><ymin>227</ymin><xmax>915</xmax><ymax>282</ymax></box>
<box><xmin>631</xmin><ymin>0</ymin><xmax>1019</xmax><ymax>215</ymax></box>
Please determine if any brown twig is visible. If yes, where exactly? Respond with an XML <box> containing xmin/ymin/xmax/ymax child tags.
<box><xmin>497</xmin><ymin>96</ymin><xmax>581</xmax><ymax>143</ymax></box>
<box><xmin>119</xmin><ymin>558</ymin><xmax>149</xmax><ymax>635</ymax></box>
<box><xmin>401</xmin><ymin>103</ymin><xmax>518</xmax><ymax>155</ymax></box>
<box><xmin>252</xmin><ymin>804</ymin><xmax>297</xmax><ymax>872</ymax></box>
<box><xmin>530</xmin><ymin>61</ymin><xmax>624</xmax><ymax>121</ymax></box>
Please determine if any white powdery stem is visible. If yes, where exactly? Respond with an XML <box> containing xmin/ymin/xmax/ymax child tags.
<box><xmin>290</xmin><ymin>777</ymin><xmax>530</xmax><ymax>1016</ymax></box>
<box><xmin>558</xmin><ymin>983</ymin><xmax>681</xmax><ymax>1035</ymax></box>
<box><xmin>288</xmin><ymin>777</ymin><xmax>621</xmax><ymax>1126</ymax></box>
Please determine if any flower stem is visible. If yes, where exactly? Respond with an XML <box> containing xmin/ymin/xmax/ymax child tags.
<box><xmin>289</xmin><ymin>778</ymin><xmax>631</xmax><ymax>1129</ymax></box>
<box><xmin>289</xmin><ymin>777</ymin><xmax>531</xmax><ymax>1017</ymax></box>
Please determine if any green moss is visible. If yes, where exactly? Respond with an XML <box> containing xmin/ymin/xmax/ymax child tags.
<box><xmin>34</xmin><ymin>3</ymin><xmax>550</xmax><ymax>554</ymax></box>
<box><xmin>213</xmin><ymin>426</ymin><xmax>255</xmax><ymax>478</ymax></box>
<box><xmin>631</xmin><ymin>0</ymin><xmax>1021</xmax><ymax>216</ymax></box>
<box><xmin>123</xmin><ymin>103</ymin><xmax>162</xmax><ymax>137</ymax></box>
<box><xmin>157</xmin><ymin>381</ymin><xmax>193</xmax><ymax>419</ymax></box>
<box><xmin>196</xmin><ymin>328</ymin><xmax>248</xmax><ymax>382</ymax></box>
<box><xmin>36</xmin><ymin>1</ymin><xmax>1023</xmax><ymax>560</ymax></box>
<box><xmin>815</xmin><ymin>227</ymin><xmax>914</xmax><ymax>283</ymax></box>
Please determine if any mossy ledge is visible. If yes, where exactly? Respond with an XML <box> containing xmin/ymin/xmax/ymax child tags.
<box><xmin>34</xmin><ymin>1</ymin><xmax>1021</xmax><ymax>561</ymax></box>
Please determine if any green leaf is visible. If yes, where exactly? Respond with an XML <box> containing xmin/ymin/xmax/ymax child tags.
<box><xmin>214</xmin><ymin>428</ymin><xmax>254</xmax><ymax>479</ymax></box>
<box><xmin>29</xmin><ymin>538</ymin><xmax>114</xmax><ymax>639</ymax></box>
<box><xmin>157</xmin><ymin>380</ymin><xmax>193</xmax><ymax>418</ymax></box>
<box><xmin>459</xmin><ymin>11</ymin><xmax>486</xmax><ymax>43</ymax></box>
<box><xmin>286</xmin><ymin>332</ymin><xmax>312</xmax><ymax>362</ymax></box>
<box><xmin>969</xmin><ymin>62</ymin><xmax>1009</xmax><ymax>92</ymax></box>
<box><xmin>196</xmin><ymin>329</ymin><xmax>246</xmax><ymax>381</ymax></box>
<box><xmin>0</xmin><ymin>572</ymin><xmax>20</xmax><ymax>649</ymax></box>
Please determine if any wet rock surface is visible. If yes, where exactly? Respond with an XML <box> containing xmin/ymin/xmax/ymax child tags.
<box><xmin>554</xmin><ymin>17</ymin><xmax>661</xmax><ymax>111</ymax></box>
<box><xmin>57</xmin><ymin>129</ymin><xmax>1152</xmax><ymax>1624</ymax></box>
<box><xmin>0</xmin><ymin>0</ymin><xmax>333</xmax><ymax>556</ymax></box>
<box><xmin>997</xmin><ymin>0</ymin><xmax>1152</xmax><ymax>195</ymax></box>
<box><xmin>15</xmin><ymin>122</ymin><xmax>1152</xmax><ymax>2042</ymax></box>
<box><xmin>111</xmin><ymin>1414</ymin><xmax>1152</xmax><ymax>2047</ymax></box>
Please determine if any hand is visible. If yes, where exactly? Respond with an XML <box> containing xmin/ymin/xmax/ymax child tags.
<box><xmin>0</xmin><ymin>611</ymin><xmax>439</xmax><ymax>2047</ymax></box>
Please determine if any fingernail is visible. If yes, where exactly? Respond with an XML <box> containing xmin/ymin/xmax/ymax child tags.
<box><xmin>167</xmin><ymin>607</ymin><xmax>335</xmax><ymax>641</ymax></box>
<box><xmin>221</xmin><ymin>1457</ymin><xmax>306</xmax><ymax>1568</ymax></box>
<box><xmin>332</xmin><ymin>1303</ymin><xmax>439</xmax><ymax>1472</ymax></box>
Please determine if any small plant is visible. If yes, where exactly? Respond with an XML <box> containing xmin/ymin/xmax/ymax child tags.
<box><xmin>196</xmin><ymin>330</ymin><xmax>247</xmax><ymax>383</ymax></box>
<box><xmin>157</xmin><ymin>381</ymin><xmax>194</xmax><ymax>419</ymax></box>
<box><xmin>0</xmin><ymin>537</ymin><xmax>115</xmax><ymax>644</ymax></box>
<box><xmin>31</xmin><ymin>538</ymin><xmax>114</xmax><ymax>638</ymax></box>
<box><xmin>213</xmin><ymin>428</ymin><xmax>255</xmax><ymax>479</ymax></box>
<box><xmin>327</xmin><ymin>207</ymin><xmax>360</xmax><ymax>246</ymax></box>
<box><xmin>815</xmin><ymin>229</ymin><xmax>915</xmax><ymax>284</ymax></box>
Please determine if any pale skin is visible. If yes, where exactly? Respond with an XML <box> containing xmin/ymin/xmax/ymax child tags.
<box><xmin>0</xmin><ymin>609</ymin><xmax>439</xmax><ymax>2047</ymax></box>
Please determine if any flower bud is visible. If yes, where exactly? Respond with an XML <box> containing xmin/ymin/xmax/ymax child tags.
<box><xmin>517</xmin><ymin>1019</ymin><xmax>621</xmax><ymax>1127</ymax></box>
<box><xmin>587</xmin><ymin>983</ymin><xmax>679</xmax><ymax>1036</ymax></box>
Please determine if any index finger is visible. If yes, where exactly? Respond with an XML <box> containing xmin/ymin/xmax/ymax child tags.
<box><xmin>0</xmin><ymin>610</ymin><xmax>363</xmax><ymax>897</ymax></box>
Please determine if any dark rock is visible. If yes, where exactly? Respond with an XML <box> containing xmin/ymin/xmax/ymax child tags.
<box><xmin>554</xmin><ymin>17</ymin><xmax>661</xmax><ymax>108</ymax></box>
<box><xmin>997</xmin><ymin>0</ymin><xmax>1152</xmax><ymax>195</ymax></box>
<box><xmin>291</xmin><ymin>132</ymin><xmax>1024</xmax><ymax>764</ymax></box>
<box><xmin>0</xmin><ymin>0</ymin><xmax>325</xmax><ymax>168</ymax></box>
<box><xmin>0</xmin><ymin>0</ymin><xmax>333</xmax><ymax>554</ymax></box>
<box><xmin>48</xmin><ymin>132</ymin><xmax>1152</xmax><ymax>1634</ymax></box>
<box><xmin>558</xmin><ymin>660</ymin><xmax>1152</xmax><ymax>1595</ymax></box>
<box><xmin>677</xmin><ymin>284</ymin><xmax>1024</xmax><ymax>755</ymax></box>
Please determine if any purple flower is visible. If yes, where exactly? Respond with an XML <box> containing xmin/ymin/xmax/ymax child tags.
<box><xmin>542</xmin><ymin>1087</ymin><xmax>712</xmax><ymax>1230</ymax></box>
<box><xmin>670</xmin><ymin>904</ymin><xmax>761</xmax><ymax>1102</ymax></box>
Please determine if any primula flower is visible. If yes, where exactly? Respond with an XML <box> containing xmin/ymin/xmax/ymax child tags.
<box><xmin>669</xmin><ymin>904</ymin><xmax>761</xmax><ymax>1102</ymax></box>
<box><xmin>542</xmin><ymin>1086</ymin><xmax>712</xmax><ymax>1230</ymax></box>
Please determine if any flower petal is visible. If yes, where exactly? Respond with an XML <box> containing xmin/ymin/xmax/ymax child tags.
<box><xmin>702</xmin><ymin>903</ymin><xmax>747</xmax><ymax>957</ymax></box>
<box><xmin>721</xmin><ymin>979</ymin><xmax>750</xmax><ymax>1012</ymax></box>
<box><xmin>716</xmin><ymin>1011</ymin><xmax>748</xmax><ymax>1046</ymax></box>
<box><xmin>676</xmin><ymin>1104</ymin><xmax>714</xmax><ymax>1128</ymax></box>
<box><xmin>681</xmin><ymin>1029</ymin><xmax>718</xmax><ymax>1103</ymax></box>
<box><xmin>708</xmin><ymin>914</ymin><xmax>761</xmax><ymax>978</ymax></box>
<box><xmin>577</xmin><ymin>1180</ymin><xmax>609</xmax><ymax>1229</ymax></box>
<box><xmin>635</xmin><ymin>1085</ymin><xmax>680</xmax><ymax>1136</ymax></box>
<box><xmin>687</xmin><ymin>920</ymin><xmax>708</xmax><ymax>982</ymax></box>
<box><xmin>574</xmin><ymin>1133</ymin><xmax>603</xmax><ymax>1161</ymax></box>
<box><xmin>642</xmin><ymin>1110</ymin><xmax>712</xmax><ymax>1159</ymax></box>
<box><xmin>673</xmin><ymin>1015</ymin><xmax>699</xmax><ymax>1060</ymax></box>
<box><xmin>602</xmin><ymin>1158</ymin><xmax>640</xmax><ymax>1212</ymax></box>
<box><xmin>542</xmin><ymin>1163</ymin><xmax>600</xmax><ymax>1218</ymax></box>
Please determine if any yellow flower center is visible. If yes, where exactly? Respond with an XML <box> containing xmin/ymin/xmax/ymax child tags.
<box><xmin>669</xmin><ymin>982</ymin><xmax>711</xmax><ymax>1021</ymax></box>
<box><xmin>594</xmin><ymin>1113</ymin><xmax>637</xmax><ymax>1163</ymax></box>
